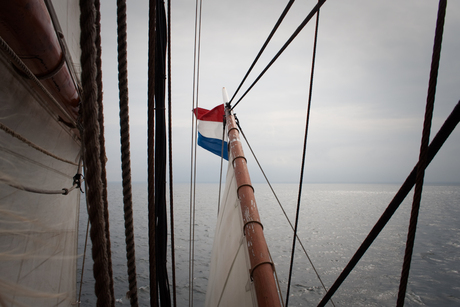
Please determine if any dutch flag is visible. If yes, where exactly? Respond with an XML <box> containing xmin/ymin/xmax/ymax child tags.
<box><xmin>193</xmin><ymin>104</ymin><xmax>228</xmax><ymax>160</ymax></box>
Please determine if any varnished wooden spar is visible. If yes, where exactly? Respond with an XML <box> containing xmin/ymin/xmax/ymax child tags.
<box><xmin>225</xmin><ymin>104</ymin><xmax>281</xmax><ymax>307</ymax></box>
<box><xmin>0</xmin><ymin>0</ymin><xmax>80</xmax><ymax>122</ymax></box>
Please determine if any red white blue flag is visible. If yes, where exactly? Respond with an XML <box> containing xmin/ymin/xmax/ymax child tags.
<box><xmin>193</xmin><ymin>104</ymin><xmax>228</xmax><ymax>160</ymax></box>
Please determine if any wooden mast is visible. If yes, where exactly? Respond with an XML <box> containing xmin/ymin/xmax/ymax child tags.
<box><xmin>224</xmin><ymin>89</ymin><xmax>281</xmax><ymax>307</ymax></box>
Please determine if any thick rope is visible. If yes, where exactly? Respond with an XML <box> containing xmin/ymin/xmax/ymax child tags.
<box><xmin>166</xmin><ymin>0</ymin><xmax>177</xmax><ymax>304</ymax></box>
<box><xmin>147</xmin><ymin>0</ymin><xmax>158</xmax><ymax>305</ymax></box>
<box><xmin>317</xmin><ymin>100</ymin><xmax>460</xmax><ymax>307</ymax></box>
<box><xmin>396</xmin><ymin>1</ymin><xmax>447</xmax><ymax>305</ymax></box>
<box><xmin>80</xmin><ymin>0</ymin><xmax>114</xmax><ymax>305</ymax></box>
<box><xmin>0</xmin><ymin>122</ymin><xmax>77</xmax><ymax>165</ymax></box>
<box><xmin>95</xmin><ymin>1</ymin><xmax>115</xmax><ymax>305</ymax></box>
<box><xmin>116</xmin><ymin>0</ymin><xmax>139</xmax><ymax>306</ymax></box>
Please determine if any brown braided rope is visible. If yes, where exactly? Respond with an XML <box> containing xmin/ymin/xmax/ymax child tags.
<box><xmin>116</xmin><ymin>0</ymin><xmax>140</xmax><ymax>305</ymax></box>
<box><xmin>80</xmin><ymin>0</ymin><xmax>113</xmax><ymax>305</ymax></box>
<box><xmin>0</xmin><ymin>122</ymin><xmax>77</xmax><ymax>165</ymax></box>
<box><xmin>396</xmin><ymin>1</ymin><xmax>447</xmax><ymax>306</ymax></box>
<box><xmin>94</xmin><ymin>0</ymin><xmax>115</xmax><ymax>306</ymax></box>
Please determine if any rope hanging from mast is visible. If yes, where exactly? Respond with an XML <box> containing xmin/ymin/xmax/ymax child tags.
<box><xmin>116</xmin><ymin>0</ymin><xmax>139</xmax><ymax>305</ymax></box>
<box><xmin>80</xmin><ymin>0</ymin><xmax>115</xmax><ymax>305</ymax></box>
<box><xmin>147</xmin><ymin>0</ymin><xmax>170</xmax><ymax>305</ymax></box>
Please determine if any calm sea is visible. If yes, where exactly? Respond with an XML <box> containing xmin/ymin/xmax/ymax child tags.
<box><xmin>77</xmin><ymin>183</ymin><xmax>460</xmax><ymax>306</ymax></box>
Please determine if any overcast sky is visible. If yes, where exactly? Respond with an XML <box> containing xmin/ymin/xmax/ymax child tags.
<box><xmin>99</xmin><ymin>1</ymin><xmax>460</xmax><ymax>184</ymax></box>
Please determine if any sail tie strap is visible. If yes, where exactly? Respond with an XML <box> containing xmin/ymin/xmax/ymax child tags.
<box><xmin>249</xmin><ymin>261</ymin><xmax>275</xmax><ymax>281</ymax></box>
<box><xmin>243</xmin><ymin>220</ymin><xmax>264</xmax><ymax>236</ymax></box>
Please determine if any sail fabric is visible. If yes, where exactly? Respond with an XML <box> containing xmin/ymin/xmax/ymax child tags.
<box><xmin>205</xmin><ymin>152</ymin><xmax>256</xmax><ymax>307</ymax></box>
<box><xmin>193</xmin><ymin>104</ymin><xmax>228</xmax><ymax>160</ymax></box>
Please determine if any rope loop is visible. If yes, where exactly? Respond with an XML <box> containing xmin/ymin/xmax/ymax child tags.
<box><xmin>243</xmin><ymin>220</ymin><xmax>264</xmax><ymax>236</ymax></box>
<box><xmin>249</xmin><ymin>261</ymin><xmax>275</xmax><ymax>281</ymax></box>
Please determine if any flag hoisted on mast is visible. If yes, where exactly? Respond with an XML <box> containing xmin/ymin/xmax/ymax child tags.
<box><xmin>193</xmin><ymin>104</ymin><xmax>228</xmax><ymax>160</ymax></box>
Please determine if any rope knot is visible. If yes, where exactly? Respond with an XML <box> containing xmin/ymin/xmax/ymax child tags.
<box><xmin>73</xmin><ymin>173</ymin><xmax>84</xmax><ymax>193</ymax></box>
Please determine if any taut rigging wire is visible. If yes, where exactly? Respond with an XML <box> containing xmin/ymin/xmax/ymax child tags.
<box><xmin>231</xmin><ymin>0</ymin><xmax>327</xmax><ymax>110</ymax></box>
<box><xmin>228</xmin><ymin>0</ymin><xmax>296</xmax><ymax>105</ymax></box>
<box><xmin>317</xmin><ymin>99</ymin><xmax>460</xmax><ymax>306</ymax></box>
<box><xmin>396</xmin><ymin>1</ymin><xmax>446</xmax><ymax>305</ymax></box>
<box><xmin>235</xmin><ymin>118</ymin><xmax>335</xmax><ymax>307</ymax></box>
<box><xmin>189</xmin><ymin>0</ymin><xmax>204</xmax><ymax>305</ymax></box>
<box><xmin>166</xmin><ymin>0</ymin><xmax>177</xmax><ymax>305</ymax></box>
<box><xmin>285</xmin><ymin>3</ymin><xmax>321</xmax><ymax>305</ymax></box>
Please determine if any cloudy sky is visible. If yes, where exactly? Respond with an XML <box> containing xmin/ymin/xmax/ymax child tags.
<box><xmin>99</xmin><ymin>0</ymin><xmax>460</xmax><ymax>184</ymax></box>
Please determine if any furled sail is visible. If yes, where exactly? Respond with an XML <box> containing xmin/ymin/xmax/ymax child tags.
<box><xmin>0</xmin><ymin>0</ymin><xmax>82</xmax><ymax>305</ymax></box>
<box><xmin>205</xmin><ymin>102</ymin><xmax>281</xmax><ymax>307</ymax></box>
<box><xmin>205</xmin><ymin>150</ymin><xmax>257</xmax><ymax>306</ymax></box>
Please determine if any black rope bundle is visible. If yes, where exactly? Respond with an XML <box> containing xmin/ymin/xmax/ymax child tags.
<box><xmin>148</xmin><ymin>0</ymin><xmax>171</xmax><ymax>305</ymax></box>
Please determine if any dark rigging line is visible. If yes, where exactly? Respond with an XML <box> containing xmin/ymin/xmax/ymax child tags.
<box><xmin>396</xmin><ymin>1</ymin><xmax>446</xmax><ymax>306</ymax></box>
<box><xmin>317</xmin><ymin>100</ymin><xmax>460</xmax><ymax>306</ymax></box>
<box><xmin>189</xmin><ymin>0</ymin><xmax>203</xmax><ymax>305</ymax></box>
<box><xmin>166</xmin><ymin>0</ymin><xmax>177</xmax><ymax>305</ymax></box>
<box><xmin>236</xmin><ymin>119</ymin><xmax>334</xmax><ymax>307</ymax></box>
<box><xmin>285</xmin><ymin>2</ymin><xmax>321</xmax><ymax>306</ymax></box>
<box><xmin>228</xmin><ymin>0</ymin><xmax>296</xmax><ymax>105</ymax></box>
<box><xmin>231</xmin><ymin>0</ymin><xmax>327</xmax><ymax>110</ymax></box>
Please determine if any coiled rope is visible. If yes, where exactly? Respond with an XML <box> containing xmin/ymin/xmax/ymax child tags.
<box><xmin>116</xmin><ymin>0</ymin><xmax>139</xmax><ymax>306</ymax></box>
<box><xmin>396</xmin><ymin>1</ymin><xmax>447</xmax><ymax>305</ymax></box>
<box><xmin>80</xmin><ymin>0</ymin><xmax>114</xmax><ymax>305</ymax></box>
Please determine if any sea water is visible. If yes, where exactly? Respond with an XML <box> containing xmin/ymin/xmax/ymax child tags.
<box><xmin>77</xmin><ymin>183</ymin><xmax>460</xmax><ymax>306</ymax></box>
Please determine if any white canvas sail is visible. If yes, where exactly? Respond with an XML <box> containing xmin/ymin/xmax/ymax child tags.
<box><xmin>0</xmin><ymin>0</ymin><xmax>82</xmax><ymax>305</ymax></box>
<box><xmin>205</xmin><ymin>151</ymin><xmax>257</xmax><ymax>307</ymax></box>
<box><xmin>205</xmin><ymin>103</ymin><xmax>281</xmax><ymax>307</ymax></box>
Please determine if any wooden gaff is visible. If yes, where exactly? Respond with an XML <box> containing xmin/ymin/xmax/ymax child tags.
<box><xmin>225</xmin><ymin>105</ymin><xmax>281</xmax><ymax>307</ymax></box>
